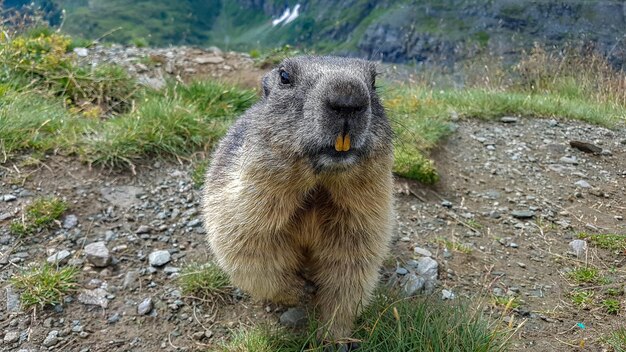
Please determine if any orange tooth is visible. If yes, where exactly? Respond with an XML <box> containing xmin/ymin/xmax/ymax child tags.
<box><xmin>335</xmin><ymin>134</ymin><xmax>344</xmax><ymax>152</ymax></box>
<box><xmin>342</xmin><ymin>134</ymin><xmax>351</xmax><ymax>151</ymax></box>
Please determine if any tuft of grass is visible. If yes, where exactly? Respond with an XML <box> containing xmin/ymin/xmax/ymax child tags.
<box><xmin>191</xmin><ymin>160</ymin><xmax>209</xmax><ymax>188</ymax></box>
<box><xmin>436</xmin><ymin>238</ymin><xmax>473</xmax><ymax>254</ymax></box>
<box><xmin>570</xmin><ymin>290</ymin><xmax>594</xmax><ymax>308</ymax></box>
<box><xmin>179</xmin><ymin>263</ymin><xmax>230</xmax><ymax>299</ymax></box>
<box><xmin>602</xmin><ymin>299</ymin><xmax>621</xmax><ymax>315</ymax></box>
<box><xmin>10</xmin><ymin>197</ymin><xmax>68</xmax><ymax>236</ymax></box>
<box><xmin>491</xmin><ymin>296</ymin><xmax>521</xmax><ymax>310</ymax></box>
<box><xmin>602</xmin><ymin>328</ymin><xmax>626</xmax><ymax>352</ymax></box>
<box><xmin>578</xmin><ymin>233</ymin><xmax>626</xmax><ymax>252</ymax></box>
<box><xmin>11</xmin><ymin>263</ymin><xmax>78</xmax><ymax>309</ymax></box>
<box><xmin>221</xmin><ymin>292</ymin><xmax>510</xmax><ymax>351</ymax></box>
<box><xmin>568</xmin><ymin>267</ymin><xmax>601</xmax><ymax>284</ymax></box>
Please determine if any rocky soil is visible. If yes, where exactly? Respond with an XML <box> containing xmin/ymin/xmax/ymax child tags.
<box><xmin>1</xmin><ymin>48</ymin><xmax>625</xmax><ymax>352</ymax></box>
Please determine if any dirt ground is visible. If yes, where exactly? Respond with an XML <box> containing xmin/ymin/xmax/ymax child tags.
<box><xmin>1</xmin><ymin>52</ymin><xmax>625</xmax><ymax>351</ymax></box>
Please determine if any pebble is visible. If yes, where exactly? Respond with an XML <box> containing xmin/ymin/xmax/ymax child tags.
<box><xmin>6</xmin><ymin>286</ymin><xmax>20</xmax><ymax>313</ymax></box>
<box><xmin>135</xmin><ymin>225</ymin><xmax>152</xmax><ymax>234</ymax></box>
<box><xmin>511</xmin><ymin>210</ymin><xmax>535</xmax><ymax>219</ymax></box>
<box><xmin>441</xmin><ymin>289</ymin><xmax>455</xmax><ymax>300</ymax></box>
<box><xmin>62</xmin><ymin>214</ymin><xmax>79</xmax><ymax>229</ymax></box>
<box><xmin>123</xmin><ymin>270</ymin><xmax>140</xmax><ymax>290</ymax></box>
<box><xmin>77</xmin><ymin>288</ymin><xmax>109</xmax><ymax>308</ymax></box>
<box><xmin>413</xmin><ymin>246</ymin><xmax>433</xmax><ymax>257</ymax></box>
<box><xmin>279</xmin><ymin>307</ymin><xmax>308</xmax><ymax>327</ymax></box>
<box><xmin>47</xmin><ymin>250</ymin><xmax>71</xmax><ymax>265</ymax></box>
<box><xmin>395</xmin><ymin>267</ymin><xmax>408</xmax><ymax>275</ymax></box>
<box><xmin>574</xmin><ymin>180</ymin><xmax>591</xmax><ymax>188</ymax></box>
<box><xmin>148</xmin><ymin>250</ymin><xmax>171</xmax><ymax>267</ymax></box>
<box><xmin>500</xmin><ymin>116</ymin><xmax>518</xmax><ymax>123</ymax></box>
<box><xmin>107</xmin><ymin>313</ymin><xmax>121</xmax><ymax>324</ymax></box>
<box><xmin>558</xmin><ymin>156</ymin><xmax>577</xmax><ymax>164</ymax></box>
<box><xmin>84</xmin><ymin>242</ymin><xmax>112</xmax><ymax>267</ymax></box>
<box><xmin>42</xmin><ymin>330</ymin><xmax>59</xmax><ymax>347</ymax></box>
<box><xmin>403</xmin><ymin>273</ymin><xmax>426</xmax><ymax>296</ymax></box>
<box><xmin>137</xmin><ymin>297</ymin><xmax>153</xmax><ymax>315</ymax></box>
<box><xmin>193</xmin><ymin>56</ymin><xmax>224</xmax><ymax>64</ymax></box>
<box><xmin>73</xmin><ymin>47</ymin><xmax>89</xmax><ymax>57</ymax></box>
<box><xmin>4</xmin><ymin>331</ymin><xmax>19</xmax><ymax>343</ymax></box>
<box><xmin>441</xmin><ymin>200</ymin><xmax>453</xmax><ymax>208</ymax></box>
<box><xmin>2</xmin><ymin>194</ymin><xmax>17</xmax><ymax>202</ymax></box>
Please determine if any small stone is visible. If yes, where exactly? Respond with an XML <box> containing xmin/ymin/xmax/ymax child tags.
<box><xmin>192</xmin><ymin>331</ymin><xmax>205</xmax><ymax>340</ymax></box>
<box><xmin>6</xmin><ymin>286</ymin><xmax>20</xmax><ymax>313</ymax></box>
<box><xmin>186</xmin><ymin>219</ymin><xmax>202</xmax><ymax>228</ymax></box>
<box><xmin>107</xmin><ymin>313</ymin><xmax>121</xmax><ymax>324</ymax></box>
<box><xmin>137</xmin><ymin>297</ymin><xmax>153</xmax><ymax>315</ymax></box>
<box><xmin>500</xmin><ymin>116</ymin><xmax>518</xmax><ymax>123</ymax></box>
<box><xmin>4</xmin><ymin>331</ymin><xmax>19</xmax><ymax>343</ymax></box>
<box><xmin>509</xmin><ymin>243</ymin><xmax>519</xmax><ymax>248</ymax></box>
<box><xmin>78</xmin><ymin>288</ymin><xmax>109</xmax><ymax>308</ymax></box>
<box><xmin>47</xmin><ymin>250</ymin><xmax>71</xmax><ymax>265</ymax></box>
<box><xmin>279</xmin><ymin>307</ymin><xmax>308</xmax><ymax>327</ymax></box>
<box><xmin>148</xmin><ymin>250</ymin><xmax>171</xmax><ymax>267</ymax></box>
<box><xmin>62</xmin><ymin>214</ymin><xmax>78</xmax><ymax>229</ymax></box>
<box><xmin>569</xmin><ymin>239</ymin><xmax>587</xmax><ymax>257</ymax></box>
<box><xmin>135</xmin><ymin>225</ymin><xmax>152</xmax><ymax>234</ymax></box>
<box><xmin>123</xmin><ymin>270</ymin><xmax>140</xmax><ymax>290</ymax></box>
<box><xmin>73</xmin><ymin>47</ymin><xmax>89</xmax><ymax>57</ymax></box>
<box><xmin>441</xmin><ymin>200</ymin><xmax>453</xmax><ymax>208</ymax></box>
<box><xmin>84</xmin><ymin>242</ymin><xmax>111</xmax><ymax>267</ymax></box>
<box><xmin>511</xmin><ymin>210</ymin><xmax>534</xmax><ymax>219</ymax></box>
<box><xmin>163</xmin><ymin>266</ymin><xmax>180</xmax><ymax>274</ymax></box>
<box><xmin>2</xmin><ymin>194</ymin><xmax>17</xmax><ymax>202</ymax></box>
<box><xmin>441</xmin><ymin>289</ymin><xmax>455</xmax><ymax>300</ymax></box>
<box><xmin>42</xmin><ymin>330</ymin><xmax>59</xmax><ymax>347</ymax></box>
<box><xmin>570</xmin><ymin>140</ymin><xmax>602</xmax><ymax>154</ymax></box>
<box><xmin>413</xmin><ymin>246</ymin><xmax>433</xmax><ymax>257</ymax></box>
<box><xmin>517</xmin><ymin>262</ymin><xmax>527</xmax><ymax>268</ymax></box>
<box><xmin>559</xmin><ymin>156</ymin><xmax>577</xmax><ymax>165</ymax></box>
<box><xmin>193</xmin><ymin>56</ymin><xmax>224</xmax><ymax>64</ymax></box>
<box><xmin>574</xmin><ymin>180</ymin><xmax>591</xmax><ymax>189</ymax></box>
<box><xmin>395</xmin><ymin>267</ymin><xmax>408</xmax><ymax>275</ymax></box>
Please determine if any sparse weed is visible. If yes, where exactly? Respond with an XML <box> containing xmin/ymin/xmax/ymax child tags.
<box><xmin>568</xmin><ymin>267</ymin><xmax>601</xmax><ymax>284</ymax></box>
<box><xmin>191</xmin><ymin>160</ymin><xmax>209</xmax><ymax>188</ymax></box>
<box><xmin>491</xmin><ymin>295</ymin><xmax>521</xmax><ymax>310</ymax></box>
<box><xmin>179</xmin><ymin>263</ymin><xmax>230</xmax><ymax>299</ymax></box>
<box><xmin>11</xmin><ymin>263</ymin><xmax>78</xmax><ymax>309</ymax></box>
<box><xmin>578</xmin><ymin>233</ymin><xmax>626</xmax><ymax>252</ymax></box>
<box><xmin>10</xmin><ymin>197</ymin><xmax>67</xmax><ymax>236</ymax></box>
<box><xmin>602</xmin><ymin>328</ymin><xmax>626</xmax><ymax>352</ymax></box>
<box><xmin>436</xmin><ymin>238</ymin><xmax>473</xmax><ymax>254</ymax></box>
<box><xmin>602</xmin><ymin>299</ymin><xmax>621</xmax><ymax>315</ymax></box>
<box><xmin>570</xmin><ymin>290</ymin><xmax>594</xmax><ymax>308</ymax></box>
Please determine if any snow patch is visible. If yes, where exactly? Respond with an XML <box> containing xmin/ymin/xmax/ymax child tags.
<box><xmin>272</xmin><ymin>4</ymin><xmax>300</xmax><ymax>26</ymax></box>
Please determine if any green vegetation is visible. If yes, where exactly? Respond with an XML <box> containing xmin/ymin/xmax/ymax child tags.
<box><xmin>602</xmin><ymin>328</ymin><xmax>626</xmax><ymax>352</ymax></box>
<box><xmin>491</xmin><ymin>296</ymin><xmax>521</xmax><ymax>310</ymax></box>
<box><xmin>602</xmin><ymin>299</ymin><xmax>621</xmax><ymax>315</ymax></box>
<box><xmin>11</xmin><ymin>263</ymin><xmax>78</xmax><ymax>309</ymax></box>
<box><xmin>570</xmin><ymin>290</ymin><xmax>594</xmax><ymax>308</ymax></box>
<box><xmin>436</xmin><ymin>238</ymin><xmax>473</xmax><ymax>254</ymax></box>
<box><xmin>179</xmin><ymin>263</ymin><xmax>230</xmax><ymax>299</ymax></box>
<box><xmin>10</xmin><ymin>197</ymin><xmax>68</xmax><ymax>236</ymax></box>
<box><xmin>221</xmin><ymin>293</ymin><xmax>510</xmax><ymax>351</ymax></box>
<box><xmin>568</xmin><ymin>267</ymin><xmax>601</xmax><ymax>284</ymax></box>
<box><xmin>578</xmin><ymin>233</ymin><xmax>626</xmax><ymax>252</ymax></box>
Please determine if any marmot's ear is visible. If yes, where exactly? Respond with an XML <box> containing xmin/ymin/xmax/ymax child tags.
<box><xmin>262</xmin><ymin>74</ymin><xmax>271</xmax><ymax>98</ymax></box>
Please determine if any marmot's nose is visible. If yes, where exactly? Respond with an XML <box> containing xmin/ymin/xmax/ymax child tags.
<box><xmin>324</xmin><ymin>79</ymin><xmax>369</xmax><ymax>116</ymax></box>
<box><xmin>326</xmin><ymin>94</ymin><xmax>366</xmax><ymax>115</ymax></box>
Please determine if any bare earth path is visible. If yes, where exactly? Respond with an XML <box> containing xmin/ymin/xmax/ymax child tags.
<box><xmin>1</xmin><ymin>117</ymin><xmax>624</xmax><ymax>351</ymax></box>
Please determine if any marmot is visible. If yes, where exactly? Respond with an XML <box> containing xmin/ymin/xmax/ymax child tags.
<box><xmin>202</xmin><ymin>56</ymin><xmax>394</xmax><ymax>348</ymax></box>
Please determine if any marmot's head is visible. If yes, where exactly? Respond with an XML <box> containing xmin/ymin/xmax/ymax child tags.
<box><xmin>258</xmin><ymin>56</ymin><xmax>391</xmax><ymax>172</ymax></box>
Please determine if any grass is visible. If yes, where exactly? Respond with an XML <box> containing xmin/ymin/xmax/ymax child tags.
<box><xmin>220</xmin><ymin>292</ymin><xmax>511</xmax><ymax>351</ymax></box>
<box><xmin>491</xmin><ymin>296</ymin><xmax>521</xmax><ymax>310</ymax></box>
<box><xmin>570</xmin><ymin>290</ymin><xmax>594</xmax><ymax>308</ymax></box>
<box><xmin>602</xmin><ymin>299</ymin><xmax>621</xmax><ymax>315</ymax></box>
<box><xmin>10</xmin><ymin>197</ymin><xmax>68</xmax><ymax>236</ymax></box>
<box><xmin>179</xmin><ymin>263</ymin><xmax>230</xmax><ymax>299</ymax></box>
<box><xmin>568</xmin><ymin>267</ymin><xmax>601</xmax><ymax>284</ymax></box>
<box><xmin>602</xmin><ymin>328</ymin><xmax>626</xmax><ymax>352</ymax></box>
<box><xmin>436</xmin><ymin>238</ymin><xmax>473</xmax><ymax>254</ymax></box>
<box><xmin>191</xmin><ymin>160</ymin><xmax>209</xmax><ymax>188</ymax></box>
<box><xmin>578</xmin><ymin>233</ymin><xmax>626</xmax><ymax>252</ymax></box>
<box><xmin>11</xmin><ymin>263</ymin><xmax>78</xmax><ymax>309</ymax></box>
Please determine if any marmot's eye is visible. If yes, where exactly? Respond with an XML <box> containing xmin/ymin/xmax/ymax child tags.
<box><xmin>279</xmin><ymin>68</ymin><xmax>291</xmax><ymax>84</ymax></box>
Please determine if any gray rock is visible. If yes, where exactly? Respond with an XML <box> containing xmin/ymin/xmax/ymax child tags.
<box><xmin>559</xmin><ymin>156</ymin><xmax>578</xmax><ymax>165</ymax></box>
<box><xmin>42</xmin><ymin>330</ymin><xmax>59</xmax><ymax>347</ymax></box>
<box><xmin>279</xmin><ymin>307</ymin><xmax>307</xmax><ymax>327</ymax></box>
<box><xmin>575</xmin><ymin>180</ymin><xmax>592</xmax><ymax>188</ymax></box>
<box><xmin>78</xmin><ymin>288</ymin><xmax>109</xmax><ymax>308</ymax></box>
<box><xmin>138</xmin><ymin>75</ymin><xmax>166</xmax><ymax>90</ymax></box>
<box><xmin>403</xmin><ymin>273</ymin><xmax>426</xmax><ymax>296</ymax></box>
<box><xmin>441</xmin><ymin>200</ymin><xmax>453</xmax><ymax>208</ymax></box>
<box><xmin>511</xmin><ymin>210</ymin><xmax>535</xmax><ymax>219</ymax></box>
<box><xmin>0</xmin><ymin>212</ymin><xmax>13</xmax><ymax>221</ymax></box>
<box><xmin>186</xmin><ymin>219</ymin><xmax>202</xmax><ymax>228</ymax></box>
<box><xmin>137</xmin><ymin>297</ymin><xmax>153</xmax><ymax>315</ymax></box>
<box><xmin>193</xmin><ymin>56</ymin><xmax>224</xmax><ymax>64</ymax></box>
<box><xmin>6</xmin><ymin>286</ymin><xmax>20</xmax><ymax>313</ymax></box>
<box><xmin>148</xmin><ymin>250</ymin><xmax>171</xmax><ymax>267</ymax></box>
<box><xmin>100</xmin><ymin>186</ymin><xmax>143</xmax><ymax>208</ymax></box>
<box><xmin>4</xmin><ymin>331</ymin><xmax>19</xmax><ymax>343</ymax></box>
<box><xmin>84</xmin><ymin>242</ymin><xmax>111</xmax><ymax>267</ymax></box>
<box><xmin>47</xmin><ymin>250</ymin><xmax>71</xmax><ymax>265</ymax></box>
<box><xmin>62</xmin><ymin>214</ymin><xmax>78</xmax><ymax>229</ymax></box>
<box><xmin>73</xmin><ymin>47</ymin><xmax>89</xmax><ymax>57</ymax></box>
<box><xmin>2</xmin><ymin>194</ymin><xmax>17</xmax><ymax>202</ymax></box>
<box><xmin>569</xmin><ymin>239</ymin><xmax>587</xmax><ymax>257</ymax></box>
<box><xmin>395</xmin><ymin>267</ymin><xmax>408</xmax><ymax>275</ymax></box>
<box><xmin>416</xmin><ymin>257</ymin><xmax>438</xmax><ymax>292</ymax></box>
<box><xmin>107</xmin><ymin>313</ymin><xmax>121</xmax><ymax>324</ymax></box>
<box><xmin>500</xmin><ymin>116</ymin><xmax>518</xmax><ymax>123</ymax></box>
<box><xmin>122</xmin><ymin>270</ymin><xmax>140</xmax><ymax>290</ymax></box>
<box><xmin>441</xmin><ymin>289</ymin><xmax>455</xmax><ymax>300</ymax></box>
<box><xmin>135</xmin><ymin>225</ymin><xmax>152</xmax><ymax>234</ymax></box>
<box><xmin>413</xmin><ymin>246</ymin><xmax>432</xmax><ymax>257</ymax></box>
